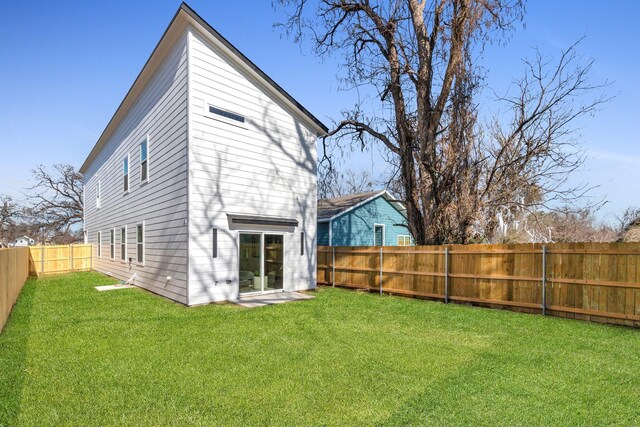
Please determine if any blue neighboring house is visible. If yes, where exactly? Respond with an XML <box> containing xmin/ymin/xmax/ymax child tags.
<box><xmin>317</xmin><ymin>190</ymin><xmax>412</xmax><ymax>246</ymax></box>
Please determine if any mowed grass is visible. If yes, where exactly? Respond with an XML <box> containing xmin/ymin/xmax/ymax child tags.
<box><xmin>1</xmin><ymin>272</ymin><xmax>640</xmax><ymax>426</ymax></box>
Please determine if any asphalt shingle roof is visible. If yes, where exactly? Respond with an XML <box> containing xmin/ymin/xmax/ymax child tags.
<box><xmin>317</xmin><ymin>191</ymin><xmax>383</xmax><ymax>220</ymax></box>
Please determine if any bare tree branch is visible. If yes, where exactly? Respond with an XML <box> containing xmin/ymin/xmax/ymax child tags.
<box><xmin>278</xmin><ymin>0</ymin><xmax>608</xmax><ymax>244</ymax></box>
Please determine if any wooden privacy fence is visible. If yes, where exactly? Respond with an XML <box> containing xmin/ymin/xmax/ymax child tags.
<box><xmin>318</xmin><ymin>243</ymin><xmax>640</xmax><ymax>327</ymax></box>
<box><xmin>1</xmin><ymin>247</ymin><xmax>30</xmax><ymax>332</ymax></box>
<box><xmin>28</xmin><ymin>244</ymin><xmax>92</xmax><ymax>275</ymax></box>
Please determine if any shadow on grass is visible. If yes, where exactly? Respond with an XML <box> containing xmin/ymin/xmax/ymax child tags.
<box><xmin>0</xmin><ymin>277</ymin><xmax>38</xmax><ymax>425</ymax></box>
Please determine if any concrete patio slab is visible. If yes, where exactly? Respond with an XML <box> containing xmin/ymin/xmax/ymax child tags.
<box><xmin>232</xmin><ymin>291</ymin><xmax>315</xmax><ymax>308</ymax></box>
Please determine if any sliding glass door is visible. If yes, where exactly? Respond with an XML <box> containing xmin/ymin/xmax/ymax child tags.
<box><xmin>239</xmin><ymin>234</ymin><xmax>261</xmax><ymax>294</ymax></box>
<box><xmin>238</xmin><ymin>233</ymin><xmax>284</xmax><ymax>295</ymax></box>
<box><xmin>264</xmin><ymin>234</ymin><xmax>284</xmax><ymax>291</ymax></box>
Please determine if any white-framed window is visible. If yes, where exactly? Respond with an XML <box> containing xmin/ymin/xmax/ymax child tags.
<box><xmin>96</xmin><ymin>180</ymin><xmax>101</xmax><ymax>209</ymax></box>
<box><xmin>374</xmin><ymin>224</ymin><xmax>385</xmax><ymax>246</ymax></box>
<box><xmin>203</xmin><ymin>98</ymin><xmax>246</xmax><ymax>128</ymax></box>
<box><xmin>123</xmin><ymin>154</ymin><xmax>130</xmax><ymax>193</ymax></box>
<box><xmin>397</xmin><ymin>235</ymin><xmax>411</xmax><ymax>246</ymax></box>
<box><xmin>110</xmin><ymin>229</ymin><xmax>115</xmax><ymax>260</ymax></box>
<box><xmin>140</xmin><ymin>136</ymin><xmax>149</xmax><ymax>184</ymax></box>
<box><xmin>120</xmin><ymin>226</ymin><xmax>127</xmax><ymax>261</ymax></box>
<box><xmin>97</xmin><ymin>231</ymin><xmax>102</xmax><ymax>258</ymax></box>
<box><xmin>136</xmin><ymin>222</ymin><xmax>145</xmax><ymax>264</ymax></box>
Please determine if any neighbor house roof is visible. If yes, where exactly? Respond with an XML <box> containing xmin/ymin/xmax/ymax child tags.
<box><xmin>80</xmin><ymin>2</ymin><xmax>328</xmax><ymax>174</ymax></box>
<box><xmin>318</xmin><ymin>190</ymin><xmax>406</xmax><ymax>222</ymax></box>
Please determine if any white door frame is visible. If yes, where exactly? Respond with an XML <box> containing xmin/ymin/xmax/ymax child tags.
<box><xmin>373</xmin><ymin>223</ymin><xmax>386</xmax><ymax>246</ymax></box>
<box><xmin>237</xmin><ymin>231</ymin><xmax>286</xmax><ymax>298</ymax></box>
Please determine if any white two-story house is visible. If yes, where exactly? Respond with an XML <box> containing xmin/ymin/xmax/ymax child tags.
<box><xmin>81</xmin><ymin>3</ymin><xmax>327</xmax><ymax>305</ymax></box>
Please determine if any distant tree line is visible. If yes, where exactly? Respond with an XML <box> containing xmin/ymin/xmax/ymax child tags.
<box><xmin>0</xmin><ymin>164</ymin><xmax>83</xmax><ymax>247</ymax></box>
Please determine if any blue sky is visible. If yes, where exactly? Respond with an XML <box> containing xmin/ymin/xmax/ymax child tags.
<box><xmin>0</xmin><ymin>1</ymin><xmax>638</xmax><ymax>222</ymax></box>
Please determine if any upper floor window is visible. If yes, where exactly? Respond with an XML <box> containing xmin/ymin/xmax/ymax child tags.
<box><xmin>140</xmin><ymin>137</ymin><xmax>148</xmax><ymax>184</ymax></box>
<box><xmin>203</xmin><ymin>98</ymin><xmax>246</xmax><ymax>127</ymax></box>
<box><xmin>123</xmin><ymin>155</ymin><xmax>129</xmax><ymax>193</ymax></box>
<box><xmin>208</xmin><ymin>106</ymin><xmax>245</xmax><ymax>123</ymax></box>
<box><xmin>96</xmin><ymin>181</ymin><xmax>101</xmax><ymax>209</ymax></box>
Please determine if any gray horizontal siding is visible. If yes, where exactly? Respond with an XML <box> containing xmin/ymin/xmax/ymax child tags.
<box><xmin>84</xmin><ymin>31</ymin><xmax>190</xmax><ymax>304</ymax></box>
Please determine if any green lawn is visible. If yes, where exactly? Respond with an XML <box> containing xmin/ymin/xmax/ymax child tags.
<box><xmin>1</xmin><ymin>272</ymin><xmax>640</xmax><ymax>426</ymax></box>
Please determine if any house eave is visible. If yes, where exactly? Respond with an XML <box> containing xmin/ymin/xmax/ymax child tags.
<box><xmin>80</xmin><ymin>2</ymin><xmax>328</xmax><ymax>175</ymax></box>
<box><xmin>318</xmin><ymin>190</ymin><xmax>407</xmax><ymax>222</ymax></box>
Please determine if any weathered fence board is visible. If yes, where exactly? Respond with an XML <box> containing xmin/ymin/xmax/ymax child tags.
<box><xmin>28</xmin><ymin>244</ymin><xmax>92</xmax><ymax>275</ymax></box>
<box><xmin>0</xmin><ymin>247</ymin><xmax>30</xmax><ymax>332</ymax></box>
<box><xmin>317</xmin><ymin>243</ymin><xmax>640</xmax><ymax>327</ymax></box>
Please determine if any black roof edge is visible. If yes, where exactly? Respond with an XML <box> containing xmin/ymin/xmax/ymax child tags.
<box><xmin>180</xmin><ymin>2</ymin><xmax>329</xmax><ymax>134</ymax></box>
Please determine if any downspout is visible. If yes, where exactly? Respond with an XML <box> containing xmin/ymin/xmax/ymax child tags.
<box><xmin>329</xmin><ymin>219</ymin><xmax>333</xmax><ymax>246</ymax></box>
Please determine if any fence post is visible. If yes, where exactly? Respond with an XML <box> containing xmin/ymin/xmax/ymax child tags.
<box><xmin>541</xmin><ymin>245</ymin><xmax>547</xmax><ymax>316</ymax></box>
<box><xmin>331</xmin><ymin>246</ymin><xmax>335</xmax><ymax>287</ymax></box>
<box><xmin>444</xmin><ymin>247</ymin><xmax>449</xmax><ymax>303</ymax></box>
<box><xmin>379</xmin><ymin>246</ymin><xmax>383</xmax><ymax>295</ymax></box>
<box><xmin>40</xmin><ymin>245</ymin><xmax>44</xmax><ymax>275</ymax></box>
<box><xmin>69</xmin><ymin>244</ymin><xmax>74</xmax><ymax>272</ymax></box>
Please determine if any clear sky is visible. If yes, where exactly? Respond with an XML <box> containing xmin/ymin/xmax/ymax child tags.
<box><xmin>0</xmin><ymin>1</ymin><xmax>638</xmax><ymax>223</ymax></box>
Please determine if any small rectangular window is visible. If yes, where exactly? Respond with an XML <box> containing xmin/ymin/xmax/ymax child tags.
<box><xmin>300</xmin><ymin>232</ymin><xmax>305</xmax><ymax>256</ymax></box>
<box><xmin>397</xmin><ymin>235</ymin><xmax>411</xmax><ymax>246</ymax></box>
<box><xmin>137</xmin><ymin>223</ymin><xmax>144</xmax><ymax>264</ymax></box>
<box><xmin>110</xmin><ymin>229</ymin><xmax>115</xmax><ymax>259</ymax></box>
<box><xmin>374</xmin><ymin>225</ymin><xmax>384</xmax><ymax>246</ymax></box>
<box><xmin>209</xmin><ymin>106</ymin><xmax>245</xmax><ymax>123</ymax></box>
<box><xmin>140</xmin><ymin>138</ymin><xmax>148</xmax><ymax>183</ymax></box>
<box><xmin>123</xmin><ymin>156</ymin><xmax>129</xmax><ymax>193</ymax></box>
<box><xmin>120</xmin><ymin>226</ymin><xmax>127</xmax><ymax>261</ymax></box>
<box><xmin>97</xmin><ymin>231</ymin><xmax>102</xmax><ymax>258</ymax></box>
<box><xmin>96</xmin><ymin>181</ymin><xmax>101</xmax><ymax>209</ymax></box>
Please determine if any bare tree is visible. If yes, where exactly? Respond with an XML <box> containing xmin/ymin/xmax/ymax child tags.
<box><xmin>319</xmin><ymin>168</ymin><xmax>376</xmax><ymax>198</ymax></box>
<box><xmin>28</xmin><ymin>164</ymin><xmax>84</xmax><ymax>236</ymax></box>
<box><xmin>615</xmin><ymin>206</ymin><xmax>640</xmax><ymax>242</ymax></box>
<box><xmin>279</xmin><ymin>0</ymin><xmax>607</xmax><ymax>244</ymax></box>
<box><xmin>496</xmin><ymin>206</ymin><xmax>616</xmax><ymax>243</ymax></box>
<box><xmin>0</xmin><ymin>195</ymin><xmax>21</xmax><ymax>247</ymax></box>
